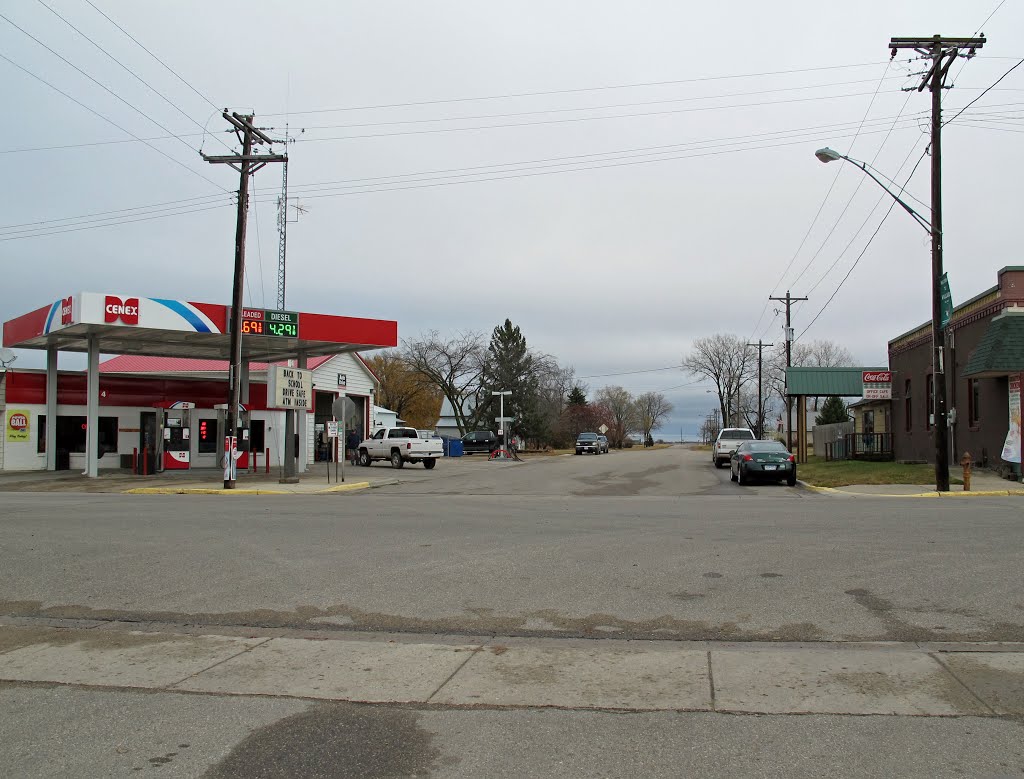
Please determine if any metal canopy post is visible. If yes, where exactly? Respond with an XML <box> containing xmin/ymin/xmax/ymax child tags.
<box><xmin>45</xmin><ymin>345</ymin><xmax>57</xmax><ymax>471</ymax></box>
<box><xmin>298</xmin><ymin>351</ymin><xmax>308</xmax><ymax>473</ymax></box>
<box><xmin>84</xmin><ymin>334</ymin><xmax>99</xmax><ymax>478</ymax></box>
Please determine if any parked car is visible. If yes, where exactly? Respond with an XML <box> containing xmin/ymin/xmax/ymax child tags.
<box><xmin>576</xmin><ymin>432</ymin><xmax>602</xmax><ymax>455</ymax></box>
<box><xmin>712</xmin><ymin>427</ymin><xmax>755</xmax><ymax>468</ymax></box>
<box><xmin>461</xmin><ymin>430</ymin><xmax>498</xmax><ymax>455</ymax></box>
<box><xmin>597</xmin><ymin>434</ymin><xmax>610</xmax><ymax>453</ymax></box>
<box><xmin>358</xmin><ymin>427</ymin><xmax>443</xmax><ymax>469</ymax></box>
<box><xmin>730</xmin><ymin>440</ymin><xmax>797</xmax><ymax>486</ymax></box>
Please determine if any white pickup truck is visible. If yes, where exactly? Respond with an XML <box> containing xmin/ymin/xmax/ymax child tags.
<box><xmin>357</xmin><ymin>427</ymin><xmax>443</xmax><ymax>469</ymax></box>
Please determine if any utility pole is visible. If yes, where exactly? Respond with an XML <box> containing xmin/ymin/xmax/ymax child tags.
<box><xmin>203</xmin><ymin>112</ymin><xmax>287</xmax><ymax>489</ymax></box>
<box><xmin>889</xmin><ymin>35</ymin><xmax>984</xmax><ymax>492</ymax></box>
<box><xmin>769</xmin><ymin>291</ymin><xmax>807</xmax><ymax>450</ymax></box>
<box><xmin>747</xmin><ymin>339</ymin><xmax>774</xmax><ymax>439</ymax></box>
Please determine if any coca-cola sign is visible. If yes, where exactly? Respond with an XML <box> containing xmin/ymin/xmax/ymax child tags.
<box><xmin>862</xmin><ymin>371</ymin><xmax>892</xmax><ymax>383</ymax></box>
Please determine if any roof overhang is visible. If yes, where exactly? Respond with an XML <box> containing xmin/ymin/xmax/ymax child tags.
<box><xmin>3</xmin><ymin>292</ymin><xmax>397</xmax><ymax>362</ymax></box>
<box><xmin>963</xmin><ymin>308</ymin><xmax>1024</xmax><ymax>378</ymax></box>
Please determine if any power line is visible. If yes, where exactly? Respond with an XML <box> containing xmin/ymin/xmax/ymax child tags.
<box><xmin>578</xmin><ymin>366</ymin><xmax>680</xmax><ymax>379</ymax></box>
<box><xmin>796</xmin><ymin>151</ymin><xmax>929</xmax><ymax>339</ymax></box>
<box><xmin>288</xmin><ymin>89</ymin><xmax>900</xmax><ymax>143</ymax></box>
<box><xmin>81</xmin><ymin>0</ymin><xmax>221</xmax><ymax>113</ymax></box>
<box><xmin>0</xmin><ymin>202</ymin><xmax>232</xmax><ymax>241</ymax></box>
<box><xmin>0</xmin><ymin>194</ymin><xmax>231</xmax><ymax>234</ymax></box>
<box><xmin>33</xmin><ymin>0</ymin><xmax>233</xmax><ymax>151</ymax></box>
<box><xmin>279</xmin><ymin>118</ymin><xmax>926</xmax><ymax>198</ymax></box>
<box><xmin>265</xmin><ymin>60</ymin><xmax>901</xmax><ymax>116</ymax></box>
<box><xmin>283</xmin><ymin>112</ymin><xmax>924</xmax><ymax>192</ymax></box>
<box><xmin>282</xmin><ymin>75</ymin><xmax>909</xmax><ymax>133</ymax></box>
<box><xmin>246</xmin><ymin>121</ymin><xmax>923</xmax><ymax>206</ymax></box>
<box><xmin>0</xmin><ymin>51</ymin><xmax>226</xmax><ymax>192</ymax></box>
<box><xmin>944</xmin><ymin>57</ymin><xmax>1024</xmax><ymax>126</ymax></box>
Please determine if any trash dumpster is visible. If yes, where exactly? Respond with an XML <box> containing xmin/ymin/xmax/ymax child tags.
<box><xmin>446</xmin><ymin>438</ymin><xmax>463</xmax><ymax>457</ymax></box>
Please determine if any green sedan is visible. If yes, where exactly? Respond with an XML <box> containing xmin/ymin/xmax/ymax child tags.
<box><xmin>730</xmin><ymin>440</ymin><xmax>797</xmax><ymax>487</ymax></box>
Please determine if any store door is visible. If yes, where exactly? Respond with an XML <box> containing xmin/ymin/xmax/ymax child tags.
<box><xmin>139</xmin><ymin>411</ymin><xmax>157</xmax><ymax>474</ymax></box>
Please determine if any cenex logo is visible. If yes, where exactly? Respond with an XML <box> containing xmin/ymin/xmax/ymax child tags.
<box><xmin>60</xmin><ymin>297</ymin><xmax>73</xmax><ymax>325</ymax></box>
<box><xmin>104</xmin><ymin>296</ymin><xmax>139</xmax><ymax>325</ymax></box>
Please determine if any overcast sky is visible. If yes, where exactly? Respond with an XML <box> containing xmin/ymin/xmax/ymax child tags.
<box><xmin>2</xmin><ymin>1</ymin><xmax>1021</xmax><ymax>437</ymax></box>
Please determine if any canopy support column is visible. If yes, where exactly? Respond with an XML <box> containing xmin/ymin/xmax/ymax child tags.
<box><xmin>84</xmin><ymin>334</ymin><xmax>99</xmax><ymax>478</ymax></box>
<box><xmin>45</xmin><ymin>346</ymin><xmax>57</xmax><ymax>470</ymax></box>
<box><xmin>298</xmin><ymin>351</ymin><xmax>308</xmax><ymax>473</ymax></box>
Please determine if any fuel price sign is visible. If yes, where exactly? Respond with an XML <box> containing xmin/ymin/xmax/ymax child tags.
<box><xmin>239</xmin><ymin>308</ymin><xmax>299</xmax><ymax>337</ymax></box>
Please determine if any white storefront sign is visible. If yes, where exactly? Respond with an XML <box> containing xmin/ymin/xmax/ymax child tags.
<box><xmin>1002</xmin><ymin>375</ymin><xmax>1021</xmax><ymax>464</ymax></box>
<box><xmin>266</xmin><ymin>366</ymin><xmax>313</xmax><ymax>409</ymax></box>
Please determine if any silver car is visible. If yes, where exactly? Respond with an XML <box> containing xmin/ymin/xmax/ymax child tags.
<box><xmin>597</xmin><ymin>434</ymin><xmax>609</xmax><ymax>453</ymax></box>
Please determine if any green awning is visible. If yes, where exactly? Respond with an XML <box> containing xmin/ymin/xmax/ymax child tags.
<box><xmin>785</xmin><ymin>366</ymin><xmax>888</xmax><ymax>397</ymax></box>
<box><xmin>964</xmin><ymin>310</ymin><xmax>1024</xmax><ymax>378</ymax></box>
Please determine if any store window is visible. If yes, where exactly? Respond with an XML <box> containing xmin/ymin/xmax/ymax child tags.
<box><xmin>925</xmin><ymin>374</ymin><xmax>935</xmax><ymax>430</ymax></box>
<box><xmin>37</xmin><ymin>415</ymin><xmax>118</xmax><ymax>454</ymax></box>
<box><xmin>968</xmin><ymin>379</ymin><xmax>981</xmax><ymax>427</ymax></box>
<box><xmin>904</xmin><ymin>380</ymin><xmax>912</xmax><ymax>432</ymax></box>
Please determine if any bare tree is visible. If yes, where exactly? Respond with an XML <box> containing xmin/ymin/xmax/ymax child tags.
<box><xmin>595</xmin><ymin>385</ymin><xmax>636</xmax><ymax>447</ymax></box>
<box><xmin>634</xmin><ymin>392</ymin><xmax>674</xmax><ymax>446</ymax></box>
<box><xmin>401</xmin><ymin>331</ymin><xmax>486</xmax><ymax>435</ymax></box>
<box><xmin>683</xmin><ymin>334</ymin><xmax>754</xmax><ymax>427</ymax></box>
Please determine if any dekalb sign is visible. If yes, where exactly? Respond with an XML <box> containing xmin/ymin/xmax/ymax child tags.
<box><xmin>862</xmin><ymin>371</ymin><xmax>892</xmax><ymax>400</ymax></box>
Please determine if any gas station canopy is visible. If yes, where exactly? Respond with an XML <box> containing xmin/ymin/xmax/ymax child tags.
<box><xmin>2</xmin><ymin>292</ymin><xmax>397</xmax><ymax>360</ymax></box>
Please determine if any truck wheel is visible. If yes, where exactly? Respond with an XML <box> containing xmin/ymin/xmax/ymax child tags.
<box><xmin>358</xmin><ymin>450</ymin><xmax>371</xmax><ymax>467</ymax></box>
<box><xmin>423</xmin><ymin>458</ymin><xmax>436</xmax><ymax>469</ymax></box>
<box><xmin>391</xmin><ymin>450</ymin><xmax>404</xmax><ymax>469</ymax></box>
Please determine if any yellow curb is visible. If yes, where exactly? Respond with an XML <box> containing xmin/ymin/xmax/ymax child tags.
<box><xmin>316</xmin><ymin>481</ymin><xmax>372</xmax><ymax>494</ymax></box>
<box><xmin>123</xmin><ymin>487</ymin><xmax>292</xmax><ymax>495</ymax></box>
<box><xmin>800</xmin><ymin>482</ymin><xmax>1024</xmax><ymax>498</ymax></box>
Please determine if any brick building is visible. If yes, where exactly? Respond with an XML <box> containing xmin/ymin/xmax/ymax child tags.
<box><xmin>888</xmin><ymin>266</ymin><xmax>1024</xmax><ymax>471</ymax></box>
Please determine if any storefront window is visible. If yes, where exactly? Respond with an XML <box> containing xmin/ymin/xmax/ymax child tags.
<box><xmin>968</xmin><ymin>379</ymin><xmax>981</xmax><ymax>427</ymax></box>
<box><xmin>904</xmin><ymin>380</ymin><xmax>912</xmax><ymax>432</ymax></box>
<box><xmin>36</xmin><ymin>415</ymin><xmax>118</xmax><ymax>454</ymax></box>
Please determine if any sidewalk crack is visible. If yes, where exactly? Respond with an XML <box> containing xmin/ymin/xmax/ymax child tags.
<box><xmin>706</xmin><ymin>650</ymin><xmax>716</xmax><ymax>711</ymax></box>
<box><xmin>928</xmin><ymin>652</ymin><xmax>996</xmax><ymax>715</ymax></box>
<box><xmin>425</xmin><ymin>641</ymin><xmax>488</xmax><ymax>703</ymax></box>
<box><xmin>164</xmin><ymin>637</ymin><xmax>273</xmax><ymax>690</ymax></box>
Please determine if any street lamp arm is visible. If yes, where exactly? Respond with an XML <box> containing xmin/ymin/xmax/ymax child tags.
<box><xmin>814</xmin><ymin>148</ymin><xmax>932</xmax><ymax>235</ymax></box>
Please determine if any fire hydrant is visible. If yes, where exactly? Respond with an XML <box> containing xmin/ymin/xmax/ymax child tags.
<box><xmin>960</xmin><ymin>451</ymin><xmax>972</xmax><ymax>492</ymax></box>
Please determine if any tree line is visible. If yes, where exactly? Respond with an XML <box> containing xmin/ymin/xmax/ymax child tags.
<box><xmin>683</xmin><ymin>333</ymin><xmax>855</xmax><ymax>439</ymax></box>
<box><xmin>370</xmin><ymin>319</ymin><xmax>673</xmax><ymax>449</ymax></box>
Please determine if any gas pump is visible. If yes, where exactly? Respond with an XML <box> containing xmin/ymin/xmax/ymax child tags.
<box><xmin>215</xmin><ymin>403</ymin><xmax>250</xmax><ymax>470</ymax></box>
<box><xmin>154</xmin><ymin>401</ymin><xmax>194</xmax><ymax>471</ymax></box>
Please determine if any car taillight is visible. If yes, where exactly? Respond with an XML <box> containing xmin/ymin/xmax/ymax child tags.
<box><xmin>788</xmin><ymin>455</ymin><xmax>795</xmax><ymax>462</ymax></box>
<box><xmin>743</xmin><ymin>454</ymin><xmax>753</xmax><ymax>461</ymax></box>
<box><xmin>407</xmin><ymin>442</ymin><xmax>412</xmax><ymax>450</ymax></box>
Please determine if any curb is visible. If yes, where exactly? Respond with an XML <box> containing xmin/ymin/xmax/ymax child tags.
<box><xmin>316</xmin><ymin>481</ymin><xmax>373</xmax><ymax>494</ymax></box>
<box><xmin>122</xmin><ymin>487</ymin><xmax>293</xmax><ymax>495</ymax></box>
<box><xmin>798</xmin><ymin>481</ymin><xmax>1024</xmax><ymax>498</ymax></box>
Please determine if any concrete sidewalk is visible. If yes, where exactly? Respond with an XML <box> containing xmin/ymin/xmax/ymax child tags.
<box><xmin>0</xmin><ymin>466</ymin><xmax>400</xmax><ymax>495</ymax></box>
<box><xmin>801</xmin><ymin>469</ymin><xmax>1024</xmax><ymax>498</ymax></box>
<box><xmin>0</xmin><ymin>621</ymin><xmax>1020</xmax><ymax>717</ymax></box>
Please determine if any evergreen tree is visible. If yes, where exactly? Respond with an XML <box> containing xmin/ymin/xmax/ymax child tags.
<box><xmin>815</xmin><ymin>395</ymin><xmax>850</xmax><ymax>425</ymax></box>
<box><xmin>478</xmin><ymin>319</ymin><xmax>544</xmax><ymax>444</ymax></box>
<box><xmin>567</xmin><ymin>386</ymin><xmax>587</xmax><ymax>406</ymax></box>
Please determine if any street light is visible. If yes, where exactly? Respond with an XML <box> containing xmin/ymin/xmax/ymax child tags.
<box><xmin>815</xmin><ymin>146</ymin><xmax>949</xmax><ymax>491</ymax></box>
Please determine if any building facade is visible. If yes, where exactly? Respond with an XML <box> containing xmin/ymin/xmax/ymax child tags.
<box><xmin>888</xmin><ymin>266</ymin><xmax>1024</xmax><ymax>470</ymax></box>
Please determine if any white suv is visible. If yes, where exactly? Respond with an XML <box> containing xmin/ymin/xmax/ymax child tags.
<box><xmin>713</xmin><ymin>427</ymin><xmax>755</xmax><ymax>468</ymax></box>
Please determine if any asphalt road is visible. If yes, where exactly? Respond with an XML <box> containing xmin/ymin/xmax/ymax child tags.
<box><xmin>1</xmin><ymin>446</ymin><xmax>1022</xmax><ymax>642</ymax></box>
